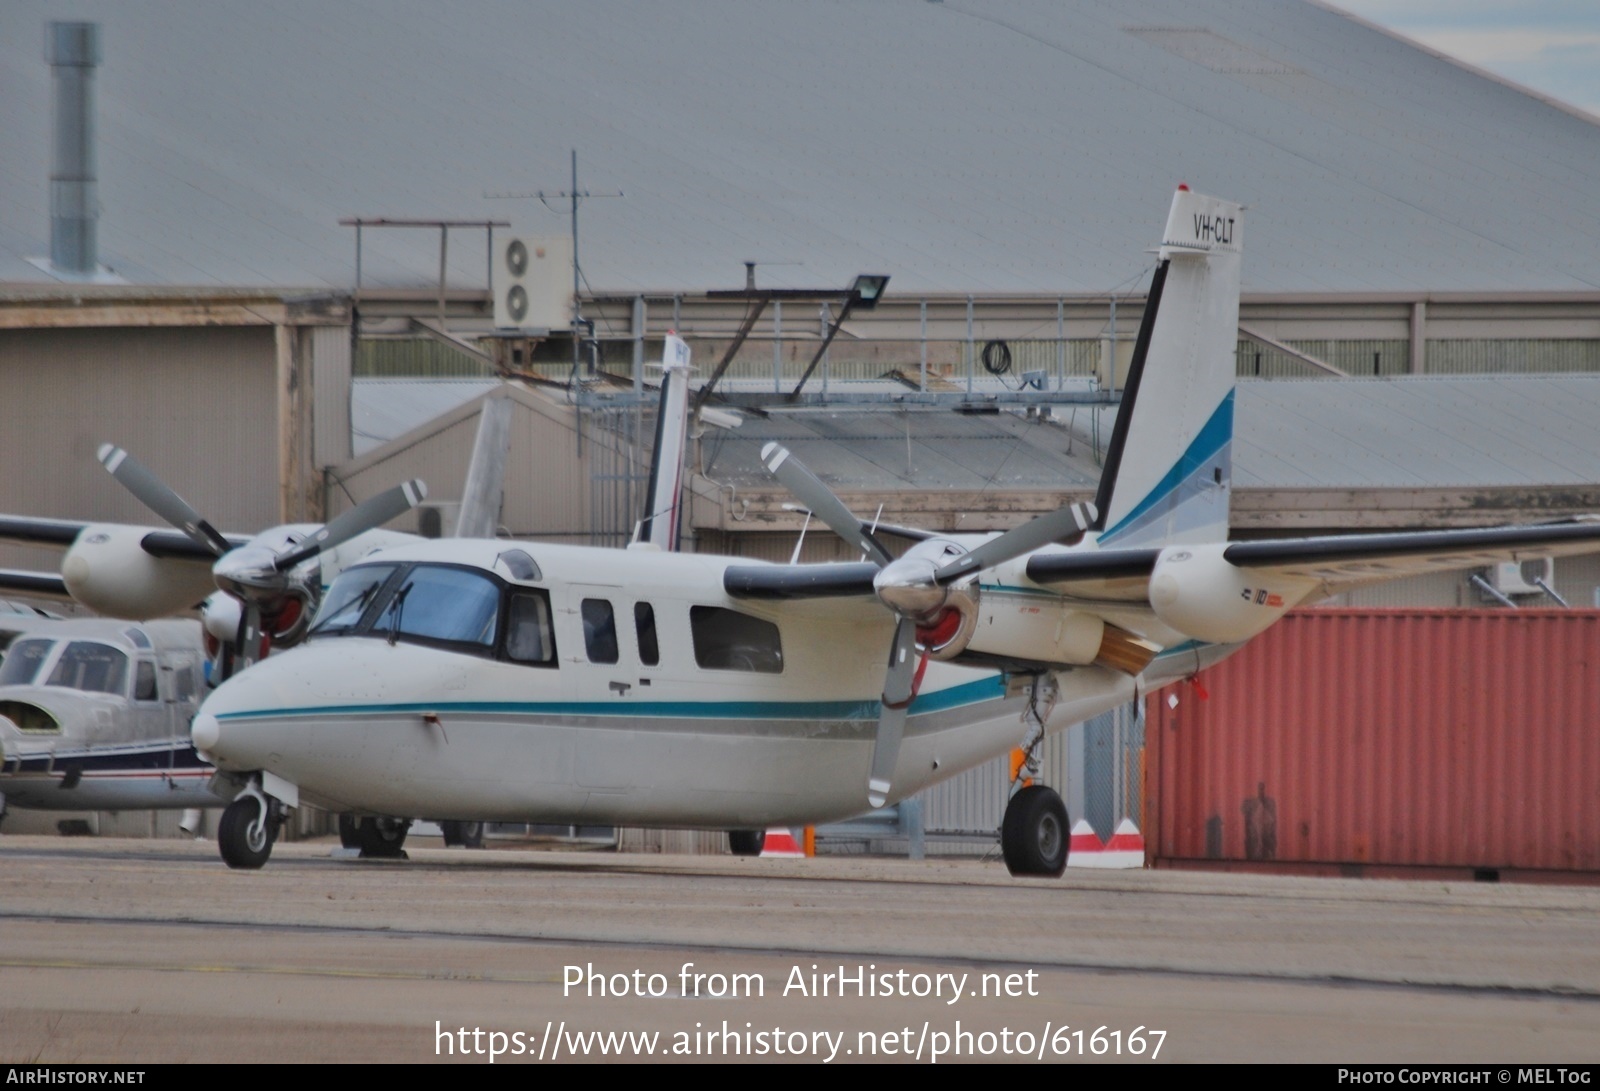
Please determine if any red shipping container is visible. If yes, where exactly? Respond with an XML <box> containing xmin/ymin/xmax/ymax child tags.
<box><xmin>1146</xmin><ymin>609</ymin><xmax>1600</xmax><ymax>881</ymax></box>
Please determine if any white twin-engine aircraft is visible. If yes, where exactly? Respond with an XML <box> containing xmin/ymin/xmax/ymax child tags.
<box><xmin>193</xmin><ymin>186</ymin><xmax>1600</xmax><ymax>875</ymax></box>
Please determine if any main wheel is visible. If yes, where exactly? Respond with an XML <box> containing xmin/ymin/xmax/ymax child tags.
<box><xmin>728</xmin><ymin>829</ymin><xmax>765</xmax><ymax>856</ymax></box>
<box><xmin>337</xmin><ymin>813</ymin><xmax>361</xmax><ymax>849</ymax></box>
<box><xmin>349</xmin><ymin>815</ymin><xmax>411</xmax><ymax>858</ymax></box>
<box><xmin>218</xmin><ymin>794</ymin><xmax>276</xmax><ymax>870</ymax></box>
<box><xmin>1001</xmin><ymin>785</ymin><xmax>1069</xmax><ymax>877</ymax></box>
<box><xmin>439</xmin><ymin>819</ymin><xmax>485</xmax><ymax>848</ymax></box>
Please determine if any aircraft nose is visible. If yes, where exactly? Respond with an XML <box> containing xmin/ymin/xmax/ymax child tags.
<box><xmin>192</xmin><ymin>711</ymin><xmax>220</xmax><ymax>753</ymax></box>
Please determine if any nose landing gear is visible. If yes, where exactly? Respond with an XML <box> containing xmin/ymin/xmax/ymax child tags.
<box><xmin>218</xmin><ymin>783</ymin><xmax>284</xmax><ymax>870</ymax></box>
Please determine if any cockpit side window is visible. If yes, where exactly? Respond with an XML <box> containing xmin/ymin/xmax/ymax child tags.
<box><xmin>504</xmin><ymin>591</ymin><xmax>555</xmax><ymax>665</ymax></box>
<box><xmin>170</xmin><ymin>661</ymin><xmax>197</xmax><ymax>703</ymax></box>
<box><xmin>133</xmin><ymin>660</ymin><xmax>159</xmax><ymax>702</ymax></box>
<box><xmin>0</xmin><ymin>639</ymin><xmax>52</xmax><ymax>686</ymax></box>
<box><xmin>47</xmin><ymin>642</ymin><xmax>129</xmax><ymax>695</ymax></box>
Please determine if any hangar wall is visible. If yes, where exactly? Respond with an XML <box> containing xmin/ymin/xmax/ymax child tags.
<box><xmin>0</xmin><ymin>324</ymin><xmax>279</xmax><ymax>571</ymax></box>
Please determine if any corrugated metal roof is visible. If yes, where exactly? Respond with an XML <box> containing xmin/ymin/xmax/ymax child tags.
<box><xmin>352</xmin><ymin>373</ymin><xmax>1600</xmax><ymax>490</ymax></box>
<box><xmin>351</xmin><ymin>378</ymin><xmax>498</xmax><ymax>456</ymax></box>
<box><xmin>1233</xmin><ymin>375</ymin><xmax>1600</xmax><ymax>488</ymax></box>
<box><xmin>703</xmin><ymin>406</ymin><xmax>1105</xmax><ymax>492</ymax></box>
<box><xmin>2</xmin><ymin>2</ymin><xmax>1598</xmax><ymax>294</ymax></box>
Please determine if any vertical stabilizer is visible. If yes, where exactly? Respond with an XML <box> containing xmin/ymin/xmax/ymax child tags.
<box><xmin>1094</xmin><ymin>187</ymin><xmax>1241</xmax><ymax>548</ymax></box>
<box><xmin>637</xmin><ymin>334</ymin><xmax>692</xmax><ymax>551</ymax></box>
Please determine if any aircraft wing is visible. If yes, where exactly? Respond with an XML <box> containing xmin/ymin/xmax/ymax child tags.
<box><xmin>0</xmin><ymin>515</ymin><xmax>89</xmax><ymax>548</ymax></box>
<box><xmin>723</xmin><ymin>561</ymin><xmax>878</xmax><ymax>600</ymax></box>
<box><xmin>730</xmin><ymin>519</ymin><xmax>1600</xmax><ymax>610</ymax></box>
<box><xmin>0</xmin><ymin>515</ymin><xmax>251</xmax><ymax>560</ymax></box>
<box><xmin>0</xmin><ymin>569</ymin><xmax>71</xmax><ymax>600</ymax></box>
<box><xmin>1218</xmin><ymin>519</ymin><xmax>1600</xmax><ymax>592</ymax></box>
<box><xmin>1025</xmin><ymin>519</ymin><xmax>1600</xmax><ymax>599</ymax></box>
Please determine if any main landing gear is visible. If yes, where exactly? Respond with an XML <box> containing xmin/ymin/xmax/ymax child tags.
<box><xmin>1000</xmin><ymin>674</ymin><xmax>1069</xmax><ymax>878</ymax></box>
<box><xmin>728</xmin><ymin>829</ymin><xmax>766</xmax><ymax>856</ymax></box>
<box><xmin>1001</xmin><ymin>784</ymin><xmax>1069</xmax><ymax>878</ymax></box>
<box><xmin>338</xmin><ymin>813</ymin><xmax>413</xmax><ymax>859</ymax></box>
<box><xmin>439</xmin><ymin>820</ymin><xmax>485</xmax><ymax>848</ymax></box>
<box><xmin>218</xmin><ymin>785</ymin><xmax>285</xmax><ymax>870</ymax></box>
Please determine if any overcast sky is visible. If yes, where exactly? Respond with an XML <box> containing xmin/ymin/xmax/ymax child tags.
<box><xmin>1331</xmin><ymin>1</ymin><xmax>1600</xmax><ymax>118</ymax></box>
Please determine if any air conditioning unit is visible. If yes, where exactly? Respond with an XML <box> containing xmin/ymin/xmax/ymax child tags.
<box><xmin>1487</xmin><ymin>557</ymin><xmax>1554</xmax><ymax>596</ymax></box>
<box><xmin>493</xmin><ymin>234</ymin><xmax>573</xmax><ymax>331</ymax></box>
<box><xmin>1097</xmin><ymin>337</ymin><xmax>1134</xmax><ymax>390</ymax></box>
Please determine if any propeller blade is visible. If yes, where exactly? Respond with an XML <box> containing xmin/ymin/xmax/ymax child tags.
<box><xmin>760</xmin><ymin>443</ymin><xmax>890</xmax><ymax>567</ymax></box>
<box><xmin>98</xmin><ymin>444</ymin><xmax>232</xmax><ymax>557</ymax></box>
<box><xmin>933</xmin><ymin>501</ymin><xmax>1096</xmax><ymax>585</ymax></box>
<box><xmin>868</xmin><ymin>617</ymin><xmax>919</xmax><ymax>808</ymax></box>
<box><xmin>233</xmin><ymin>602</ymin><xmax>263</xmax><ymax>677</ymax></box>
<box><xmin>273</xmin><ymin>480</ymin><xmax>427</xmax><ymax>572</ymax></box>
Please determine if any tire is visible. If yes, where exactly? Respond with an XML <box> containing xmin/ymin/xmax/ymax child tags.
<box><xmin>1000</xmin><ymin>785</ymin><xmax>1069</xmax><ymax>878</ymax></box>
<box><xmin>350</xmin><ymin>815</ymin><xmax>410</xmax><ymax>858</ymax></box>
<box><xmin>218</xmin><ymin>794</ymin><xmax>276</xmax><ymax>870</ymax></box>
<box><xmin>337</xmin><ymin>813</ymin><xmax>361</xmax><ymax>849</ymax></box>
<box><xmin>728</xmin><ymin>829</ymin><xmax>766</xmax><ymax>856</ymax></box>
<box><xmin>439</xmin><ymin>819</ymin><xmax>485</xmax><ymax>848</ymax></box>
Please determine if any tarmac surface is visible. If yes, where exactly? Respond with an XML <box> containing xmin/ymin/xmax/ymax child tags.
<box><xmin>2</xmin><ymin>834</ymin><xmax>1598</xmax><ymax>1065</ymax></box>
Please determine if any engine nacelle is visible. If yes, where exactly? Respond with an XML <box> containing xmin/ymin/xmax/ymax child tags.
<box><xmin>60</xmin><ymin>524</ymin><xmax>216</xmax><ymax>620</ymax></box>
<box><xmin>963</xmin><ymin>591</ymin><xmax>1107</xmax><ymax>666</ymax></box>
<box><xmin>1148</xmin><ymin>543</ymin><xmax>1318</xmax><ymax>644</ymax></box>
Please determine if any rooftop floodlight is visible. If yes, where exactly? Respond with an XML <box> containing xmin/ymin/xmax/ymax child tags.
<box><xmin>850</xmin><ymin>274</ymin><xmax>890</xmax><ymax>310</ymax></box>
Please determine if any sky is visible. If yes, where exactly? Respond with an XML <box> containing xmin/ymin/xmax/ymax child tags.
<box><xmin>1331</xmin><ymin>1</ymin><xmax>1600</xmax><ymax>118</ymax></box>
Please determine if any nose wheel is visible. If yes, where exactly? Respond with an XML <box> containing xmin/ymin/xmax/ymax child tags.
<box><xmin>218</xmin><ymin>787</ymin><xmax>283</xmax><ymax>870</ymax></box>
<box><xmin>1001</xmin><ymin>784</ymin><xmax>1069</xmax><ymax>877</ymax></box>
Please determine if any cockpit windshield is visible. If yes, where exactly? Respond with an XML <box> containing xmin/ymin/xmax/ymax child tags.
<box><xmin>0</xmin><ymin>638</ymin><xmax>52</xmax><ymax>686</ymax></box>
<box><xmin>310</xmin><ymin>563</ymin><xmax>503</xmax><ymax>654</ymax></box>
<box><xmin>309</xmin><ymin>565</ymin><xmax>398</xmax><ymax>636</ymax></box>
<box><xmin>46</xmin><ymin>642</ymin><xmax>129</xmax><ymax>695</ymax></box>
<box><xmin>377</xmin><ymin>566</ymin><xmax>499</xmax><ymax>649</ymax></box>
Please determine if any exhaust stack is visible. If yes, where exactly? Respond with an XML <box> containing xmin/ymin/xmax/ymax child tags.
<box><xmin>47</xmin><ymin>21</ymin><xmax>100</xmax><ymax>275</ymax></box>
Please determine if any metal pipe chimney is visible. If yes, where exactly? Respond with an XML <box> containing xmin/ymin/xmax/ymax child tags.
<box><xmin>47</xmin><ymin>21</ymin><xmax>100</xmax><ymax>275</ymax></box>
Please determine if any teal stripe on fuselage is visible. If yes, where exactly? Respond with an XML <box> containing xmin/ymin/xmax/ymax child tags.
<box><xmin>216</xmin><ymin>674</ymin><xmax>1008</xmax><ymax>723</ymax></box>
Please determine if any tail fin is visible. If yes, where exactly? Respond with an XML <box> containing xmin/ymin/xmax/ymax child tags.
<box><xmin>637</xmin><ymin>334</ymin><xmax>693</xmax><ymax>551</ymax></box>
<box><xmin>1093</xmin><ymin>186</ymin><xmax>1241</xmax><ymax>548</ymax></box>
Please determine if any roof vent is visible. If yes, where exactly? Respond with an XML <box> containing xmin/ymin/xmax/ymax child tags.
<box><xmin>45</xmin><ymin>22</ymin><xmax>103</xmax><ymax>278</ymax></box>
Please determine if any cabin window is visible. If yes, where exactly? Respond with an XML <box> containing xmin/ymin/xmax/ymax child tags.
<box><xmin>378</xmin><ymin>566</ymin><xmax>499</xmax><ymax>650</ymax></box>
<box><xmin>311</xmin><ymin>565</ymin><xmax>399</xmax><ymax>635</ymax></box>
<box><xmin>504</xmin><ymin>591</ymin><xmax>555</xmax><ymax>665</ymax></box>
<box><xmin>581</xmin><ymin>599</ymin><xmax>619</xmax><ymax>664</ymax></box>
<box><xmin>634</xmin><ymin>602</ymin><xmax>660</xmax><ymax>666</ymax></box>
<box><xmin>133</xmin><ymin>660</ymin><xmax>159</xmax><ymax>702</ymax></box>
<box><xmin>690</xmin><ymin>606</ymin><xmax>783</xmax><ymax>673</ymax></box>
<box><xmin>46</xmin><ymin>642</ymin><xmax>129</xmax><ymax>695</ymax></box>
<box><xmin>0</xmin><ymin>639</ymin><xmax>52</xmax><ymax>686</ymax></box>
